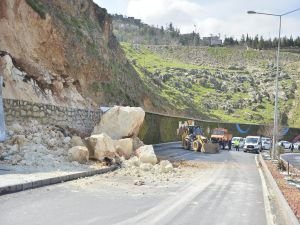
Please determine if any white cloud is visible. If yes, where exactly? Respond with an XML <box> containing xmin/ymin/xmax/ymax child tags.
<box><xmin>126</xmin><ymin>0</ymin><xmax>300</xmax><ymax>38</ymax></box>
<box><xmin>94</xmin><ymin>0</ymin><xmax>300</xmax><ymax>38</ymax></box>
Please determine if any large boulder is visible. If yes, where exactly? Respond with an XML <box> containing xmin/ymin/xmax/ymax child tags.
<box><xmin>136</xmin><ymin>145</ymin><xmax>157</xmax><ymax>165</ymax></box>
<box><xmin>70</xmin><ymin>136</ymin><xmax>84</xmax><ymax>147</ymax></box>
<box><xmin>114</xmin><ymin>138</ymin><xmax>133</xmax><ymax>159</ymax></box>
<box><xmin>92</xmin><ymin>106</ymin><xmax>145</xmax><ymax>139</ymax></box>
<box><xmin>132</xmin><ymin>137</ymin><xmax>144</xmax><ymax>151</ymax></box>
<box><xmin>68</xmin><ymin>146</ymin><xmax>89</xmax><ymax>164</ymax></box>
<box><xmin>85</xmin><ymin>133</ymin><xmax>116</xmax><ymax>160</ymax></box>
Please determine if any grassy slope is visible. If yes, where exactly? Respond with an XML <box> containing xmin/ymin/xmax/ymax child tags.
<box><xmin>121</xmin><ymin>43</ymin><xmax>300</xmax><ymax>126</ymax></box>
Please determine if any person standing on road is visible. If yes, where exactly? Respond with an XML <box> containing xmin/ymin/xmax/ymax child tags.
<box><xmin>234</xmin><ymin>139</ymin><xmax>240</xmax><ymax>151</ymax></box>
<box><xmin>291</xmin><ymin>143</ymin><xmax>294</xmax><ymax>152</ymax></box>
<box><xmin>228</xmin><ymin>139</ymin><xmax>232</xmax><ymax>151</ymax></box>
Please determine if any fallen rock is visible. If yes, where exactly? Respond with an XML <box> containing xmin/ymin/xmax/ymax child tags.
<box><xmin>70</xmin><ymin>136</ymin><xmax>84</xmax><ymax>147</ymax></box>
<box><xmin>68</xmin><ymin>146</ymin><xmax>89</xmax><ymax>164</ymax></box>
<box><xmin>63</xmin><ymin>136</ymin><xmax>71</xmax><ymax>144</ymax></box>
<box><xmin>134</xmin><ymin>180</ymin><xmax>145</xmax><ymax>186</ymax></box>
<box><xmin>126</xmin><ymin>156</ymin><xmax>140</xmax><ymax>167</ymax></box>
<box><xmin>136</xmin><ymin>145</ymin><xmax>157</xmax><ymax>165</ymax></box>
<box><xmin>10</xmin><ymin>123</ymin><xmax>23</xmax><ymax>134</ymax></box>
<box><xmin>160</xmin><ymin>160</ymin><xmax>173</xmax><ymax>173</ymax></box>
<box><xmin>86</xmin><ymin>133</ymin><xmax>116</xmax><ymax>161</ymax></box>
<box><xmin>46</xmin><ymin>138</ymin><xmax>56</xmax><ymax>148</ymax></box>
<box><xmin>114</xmin><ymin>138</ymin><xmax>133</xmax><ymax>159</ymax></box>
<box><xmin>92</xmin><ymin>106</ymin><xmax>145</xmax><ymax>139</ymax></box>
<box><xmin>140</xmin><ymin>163</ymin><xmax>153</xmax><ymax>171</ymax></box>
<box><xmin>133</xmin><ymin>137</ymin><xmax>144</xmax><ymax>151</ymax></box>
<box><xmin>11</xmin><ymin>135</ymin><xmax>27</xmax><ymax>147</ymax></box>
<box><xmin>11</xmin><ymin>154</ymin><xmax>22</xmax><ymax>165</ymax></box>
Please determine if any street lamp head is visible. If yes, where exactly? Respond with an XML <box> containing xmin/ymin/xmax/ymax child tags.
<box><xmin>247</xmin><ymin>10</ymin><xmax>257</xmax><ymax>14</ymax></box>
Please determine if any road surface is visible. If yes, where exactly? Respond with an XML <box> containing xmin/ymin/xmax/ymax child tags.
<box><xmin>0</xmin><ymin>143</ymin><xmax>270</xmax><ymax>225</ymax></box>
<box><xmin>281</xmin><ymin>153</ymin><xmax>300</xmax><ymax>170</ymax></box>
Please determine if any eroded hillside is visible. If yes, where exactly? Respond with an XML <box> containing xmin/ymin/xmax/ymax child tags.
<box><xmin>0</xmin><ymin>0</ymin><xmax>173</xmax><ymax>112</ymax></box>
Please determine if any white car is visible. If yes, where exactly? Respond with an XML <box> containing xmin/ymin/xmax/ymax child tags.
<box><xmin>277</xmin><ymin>141</ymin><xmax>291</xmax><ymax>149</ymax></box>
<box><xmin>262</xmin><ymin>137</ymin><xmax>271</xmax><ymax>150</ymax></box>
<box><xmin>293</xmin><ymin>142</ymin><xmax>300</xmax><ymax>150</ymax></box>
<box><xmin>243</xmin><ymin>136</ymin><xmax>262</xmax><ymax>153</ymax></box>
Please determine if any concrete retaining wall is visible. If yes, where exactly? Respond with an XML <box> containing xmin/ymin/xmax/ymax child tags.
<box><xmin>139</xmin><ymin>112</ymin><xmax>300</xmax><ymax>144</ymax></box>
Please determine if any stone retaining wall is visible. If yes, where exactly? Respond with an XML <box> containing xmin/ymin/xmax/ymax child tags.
<box><xmin>2</xmin><ymin>98</ymin><xmax>101</xmax><ymax>134</ymax></box>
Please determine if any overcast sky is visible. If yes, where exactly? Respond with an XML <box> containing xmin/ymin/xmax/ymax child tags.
<box><xmin>94</xmin><ymin>0</ymin><xmax>300</xmax><ymax>39</ymax></box>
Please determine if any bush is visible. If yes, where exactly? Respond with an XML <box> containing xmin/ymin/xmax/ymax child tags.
<box><xmin>25</xmin><ymin>0</ymin><xmax>47</xmax><ymax>19</ymax></box>
<box><xmin>277</xmin><ymin>160</ymin><xmax>286</xmax><ymax>171</ymax></box>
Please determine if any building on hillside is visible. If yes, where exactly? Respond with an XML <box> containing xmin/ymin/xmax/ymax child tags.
<box><xmin>202</xmin><ymin>36</ymin><xmax>222</xmax><ymax>46</ymax></box>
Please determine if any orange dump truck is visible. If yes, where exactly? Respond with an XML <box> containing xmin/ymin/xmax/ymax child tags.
<box><xmin>210</xmin><ymin>128</ymin><xmax>232</xmax><ymax>147</ymax></box>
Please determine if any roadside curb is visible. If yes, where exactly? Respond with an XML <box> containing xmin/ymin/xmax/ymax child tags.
<box><xmin>258</xmin><ymin>154</ymin><xmax>299</xmax><ymax>225</ymax></box>
<box><xmin>0</xmin><ymin>165</ymin><xmax>118</xmax><ymax>196</ymax></box>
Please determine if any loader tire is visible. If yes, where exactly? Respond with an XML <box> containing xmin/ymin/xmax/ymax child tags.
<box><xmin>183</xmin><ymin>139</ymin><xmax>191</xmax><ymax>150</ymax></box>
<box><xmin>193</xmin><ymin>141</ymin><xmax>202</xmax><ymax>152</ymax></box>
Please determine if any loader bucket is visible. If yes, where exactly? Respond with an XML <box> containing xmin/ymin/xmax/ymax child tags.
<box><xmin>201</xmin><ymin>143</ymin><xmax>219</xmax><ymax>154</ymax></box>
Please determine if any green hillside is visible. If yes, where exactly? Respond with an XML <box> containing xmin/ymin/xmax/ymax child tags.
<box><xmin>121</xmin><ymin>43</ymin><xmax>300</xmax><ymax>126</ymax></box>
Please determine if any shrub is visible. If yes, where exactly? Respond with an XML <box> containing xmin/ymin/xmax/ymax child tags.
<box><xmin>25</xmin><ymin>0</ymin><xmax>47</xmax><ymax>19</ymax></box>
<box><xmin>277</xmin><ymin>160</ymin><xmax>286</xmax><ymax>171</ymax></box>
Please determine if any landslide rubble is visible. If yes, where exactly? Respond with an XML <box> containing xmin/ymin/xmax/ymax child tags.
<box><xmin>0</xmin><ymin>106</ymin><xmax>176</xmax><ymax>179</ymax></box>
<box><xmin>0</xmin><ymin>120</ymin><xmax>98</xmax><ymax>171</ymax></box>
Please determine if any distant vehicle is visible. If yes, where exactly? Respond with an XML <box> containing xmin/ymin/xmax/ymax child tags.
<box><xmin>243</xmin><ymin>136</ymin><xmax>262</xmax><ymax>154</ymax></box>
<box><xmin>293</xmin><ymin>142</ymin><xmax>300</xmax><ymax>150</ymax></box>
<box><xmin>262</xmin><ymin>137</ymin><xmax>271</xmax><ymax>150</ymax></box>
<box><xmin>231</xmin><ymin>137</ymin><xmax>245</xmax><ymax>148</ymax></box>
<box><xmin>277</xmin><ymin>141</ymin><xmax>291</xmax><ymax>149</ymax></box>
<box><xmin>210</xmin><ymin>128</ymin><xmax>232</xmax><ymax>149</ymax></box>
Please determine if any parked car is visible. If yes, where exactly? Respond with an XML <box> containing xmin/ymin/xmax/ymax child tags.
<box><xmin>231</xmin><ymin>137</ymin><xmax>245</xmax><ymax>148</ymax></box>
<box><xmin>262</xmin><ymin>137</ymin><xmax>271</xmax><ymax>150</ymax></box>
<box><xmin>243</xmin><ymin>136</ymin><xmax>262</xmax><ymax>154</ymax></box>
<box><xmin>277</xmin><ymin>141</ymin><xmax>291</xmax><ymax>149</ymax></box>
<box><xmin>293</xmin><ymin>142</ymin><xmax>300</xmax><ymax>150</ymax></box>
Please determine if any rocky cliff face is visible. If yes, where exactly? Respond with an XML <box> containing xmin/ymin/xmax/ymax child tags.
<box><xmin>0</xmin><ymin>0</ymin><xmax>165</xmax><ymax>111</ymax></box>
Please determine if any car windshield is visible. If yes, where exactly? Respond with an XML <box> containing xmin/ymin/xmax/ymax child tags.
<box><xmin>212</xmin><ymin>130</ymin><xmax>224</xmax><ymax>135</ymax></box>
<box><xmin>246</xmin><ymin>137</ymin><xmax>259</xmax><ymax>144</ymax></box>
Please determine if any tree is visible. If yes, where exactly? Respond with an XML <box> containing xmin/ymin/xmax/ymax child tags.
<box><xmin>253</xmin><ymin>35</ymin><xmax>259</xmax><ymax>49</ymax></box>
<box><xmin>258</xmin><ymin>36</ymin><xmax>265</xmax><ymax>50</ymax></box>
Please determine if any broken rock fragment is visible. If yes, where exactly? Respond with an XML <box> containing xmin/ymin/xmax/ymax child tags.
<box><xmin>114</xmin><ymin>138</ymin><xmax>133</xmax><ymax>159</ymax></box>
<box><xmin>85</xmin><ymin>133</ymin><xmax>116</xmax><ymax>161</ymax></box>
<box><xmin>68</xmin><ymin>146</ymin><xmax>89</xmax><ymax>164</ymax></box>
<box><xmin>136</xmin><ymin>145</ymin><xmax>157</xmax><ymax>165</ymax></box>
<box><xmin>70</xmin><ymin>136</ymin><xmax>84</xmax><ymax>147</ymax></box>
<box><xmin>160</xmin><ymin>160</ymin><xmax>173</xmax><ymax>173</ymax></box>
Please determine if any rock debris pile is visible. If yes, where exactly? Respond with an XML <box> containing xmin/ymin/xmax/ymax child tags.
<box><xmin>0</xmin><ymin>120</ymin><xmax>92</xmax><ymax>170</ymax></box>
<box><xmin>0</xmin><ymin>106</ymin><xmax>175</xmax><ymax>177</ymax></box>
<box><xmin>86</xmin><ymin>106</ymin><xmax>174</xmax><ymax>176</ymax></box>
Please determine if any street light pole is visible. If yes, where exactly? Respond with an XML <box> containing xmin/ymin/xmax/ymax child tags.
<box><xmin>273</xmin><ymin>16</ymin><xmax>281</xmax><ymax>159</ymax></box>
<box><xmin>247</xmin><ymin>8</ymin><xmax>300</xmax><ymax>159</ymax></box>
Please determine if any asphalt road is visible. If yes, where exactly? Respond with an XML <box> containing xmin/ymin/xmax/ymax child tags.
<box><xmin>0</xmin><ymin>143</ymin><xmax>269</xmax><ymax>225</ymax></box>
<box><xmin>281</xmin><ymin>153</ymin><xmax>300</xmax><ymax>170</ymax></box>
